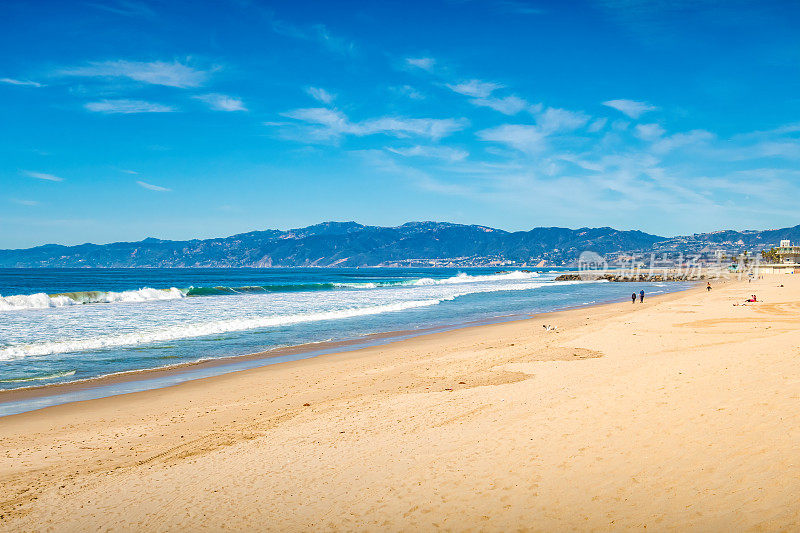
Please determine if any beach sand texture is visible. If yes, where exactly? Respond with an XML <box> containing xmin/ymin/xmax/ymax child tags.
<box><xmin>1</xmin><ymin>276</ymin><xmax>799</xmax><ymax>531</ymax></box>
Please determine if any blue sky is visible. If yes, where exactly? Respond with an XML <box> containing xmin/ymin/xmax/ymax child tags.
<box><xmin>2</xmin><ymin>0</ymin><xmax>799</xmax><ymax>248</ymax></box>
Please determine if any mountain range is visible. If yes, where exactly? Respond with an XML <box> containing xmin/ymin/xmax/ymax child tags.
<box><xmin>0</xmin><ymin>221</ymin><xmax>797</xmax><ymax>268</ymax></box>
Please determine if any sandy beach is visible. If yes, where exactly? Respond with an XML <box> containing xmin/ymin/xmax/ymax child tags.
<box><xmin>1</xmin><ymin>275</ymin><xmax>799</xmax><ymax>531</ymax></box>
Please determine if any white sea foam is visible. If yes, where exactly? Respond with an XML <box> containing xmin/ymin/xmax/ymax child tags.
<box><xmin>332</xmin><ymin>272</ymin><xmax>539</xmax><ymax>289</ymax></box>
<box><xmin>413</xmin><ymin>271</ymin><xmax>539</xmax><ymax>286</ymax></box>
<box><xmin>0</xmin><ymin>297</ymin><xmax>447</xmax><ymax>360</ymax></box>
<box><xmin>0</xmin><ymin>287</ymin><xmax>184</xmax><ymax>311</ymax></box>
<box><xmin>0</xmin><ymin>277</ymin><xmax>595</xmax><ymax>361</ymax></box>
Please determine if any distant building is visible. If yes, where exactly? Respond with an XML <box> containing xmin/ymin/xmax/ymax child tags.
<box><xmin>777</xmin><ymin>240</ymin><xmax>800</xmax><ymax>264</ymax></box>
<box><xmin>760</xmin><ymin>239</ymin><xmax>799</xmax><ymax>274</ymax></box>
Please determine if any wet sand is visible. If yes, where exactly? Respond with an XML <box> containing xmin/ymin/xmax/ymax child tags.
<box><xmin>1</xmin><ymin>275</ymin><xmax>799</xmax><ymax>531</ymax></box>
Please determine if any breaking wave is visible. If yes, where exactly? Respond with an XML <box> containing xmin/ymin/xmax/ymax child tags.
<box><xmin>0</xmin><ymin>370</ymin><xmax>76</xmax><ymax>383</ymax></box>
<box><xmin>0</xmin><ymin>287</ymin><xmax>184</xmax><ymax>311</ymax></box>
<box><xmin>0</xmin><ymin>298</ymin><xmax>447</xmax><ymax>360</ymax></box>
<box><xmin>0</xmin><ymin>271</ymin><xmax>542</xmax><ymax>311</ymax></box>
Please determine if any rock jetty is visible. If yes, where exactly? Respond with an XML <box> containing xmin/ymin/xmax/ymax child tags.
<box><xmin>555</xmin><ymin>273</ymin><xmax>711</xmax><ymax>282</ymax></box>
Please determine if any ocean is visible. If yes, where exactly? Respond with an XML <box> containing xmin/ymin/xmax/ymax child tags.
<box><xmin>0</xmin><ymin>268</ymin><xmax>694</xmax><ymax>390</ymax></box>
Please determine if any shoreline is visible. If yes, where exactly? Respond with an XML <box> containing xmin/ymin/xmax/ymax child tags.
<box><xmin>0</xmin><ymin>281</ymin><xmax>698</xmax><ymax>416</ymax></box>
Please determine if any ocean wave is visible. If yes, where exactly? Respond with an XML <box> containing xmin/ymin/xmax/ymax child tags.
<box><xmin>411</xmin><ymin>271</ymin><xmax>539</xmax><ymax>286</ymax></box>
<box><xmin>0</xmin><ymin>277</ymin><xmax>593</xmax><ymax>360</ymax></box>
<box><xmin>0</xmin><ymin>370</ymin><xmax>76</xmax><ymax>383</ymax></box>
<box><xmin>0</xmin><ymin>287</ymin><xmax>184</xmax><ymax>311</ymax></box>
<box><xmin>0</xmin><ymin>271</ymin><xmax>545</xmax><ymax>311</ymax></box>
<box><xmin>0</xmin><ymin>297</ymin><xmax>447</xmax><ymax>360</ymax></box>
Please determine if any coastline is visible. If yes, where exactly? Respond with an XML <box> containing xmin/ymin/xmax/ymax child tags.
<box><xmin>0</xmin><ymin>280</ymin><xmax>697</xmax><ymax>416</ymax></box>
<box><xmin>4</xmin><ymin>274</ymin><xmax>799</xmax><ymax>530</ymax></box>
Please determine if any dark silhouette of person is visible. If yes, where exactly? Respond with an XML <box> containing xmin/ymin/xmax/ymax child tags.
<box><xmin>631</xmin><ymin>293</ymin><xmax>637</xmax><ymax>304</ymax></box>
<box><xmin>639</xmin><ymin>290</ymin><xmax>645</xmax><ymax>303</ymax></box>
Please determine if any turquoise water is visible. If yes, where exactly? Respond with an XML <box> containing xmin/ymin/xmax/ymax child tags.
<box><xmin>0</xmin><ymin>268</ymin><xmax>694</xmax><ymax>390</ymax></box>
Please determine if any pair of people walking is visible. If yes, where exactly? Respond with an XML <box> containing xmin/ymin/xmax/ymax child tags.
<box><xmin>631</xmin><ymin>290</ymin><xmax>644</xmax><ymax>303</ymax></box>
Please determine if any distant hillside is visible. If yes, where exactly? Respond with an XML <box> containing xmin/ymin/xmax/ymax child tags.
<box><xmin>1</xmin><ymin>221</ymin><xmax>797</xmax><ymax>268</ymax></box>
<box><xmin>0</xmin><ymin>221</ymin><xmax>664</xmax><ymax>268</ymax></box>
<box><xmin>653</xmin><ymin>226</ymin><xmax>800</xmax><ymax>252</ymax></box>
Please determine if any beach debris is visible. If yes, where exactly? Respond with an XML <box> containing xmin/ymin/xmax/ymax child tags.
<box><xmin>302</xmin><ymin>403</ymin><xmax>310</xmax><ymax>407</ymax></box>
<box><xmin>543</xmin><ymin>325</ymin><xmax>558</xmax><ymax>331</ymax></box>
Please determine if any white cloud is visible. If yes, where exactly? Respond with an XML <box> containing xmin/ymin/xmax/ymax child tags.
<box><xmin>536</xmin><ymin>107</ymin><xmax>590</xmax><ymax>133</ymax></box>
<box><xmin>136</xmin><ymin>180</ymin><xmax>171</xmax><ymax>191</ymax></box>
<box><xmin>59</xmin><ymin>60</ymin><xmax>209</xmax><ymax>88</ymax></box>
<box><xmin>446</xmin><ymin>79</ymin><xmax>504</xmax><ymax>98</ymax></box>
<box><xmin>634</xmin><ymin>123</ymin><xmax>666</xmax><ymax>140</ymax></box>
<box><xmin>85</xmin><ymin>99</ymin><xmax>175</xmax><ymax>113</ymax></box>
<box><xmin>470</xmin><ymin>95</ymin><xmax>530</xmax><ymax>115</ymax></box>
<box><xmin>391</xmin><ymin>85</ymin><xmax>425</xmax><ymax>100</ymax></box>
<box><xmin>603</xmin><ymin>99</ymin><xmax>658</xmax><ymax>119</ymax></box>
<box><xmin>305</xmin><ymin>86</ymin><xmax>335</xmax><ymax>104</ymax></box>
<box><xmin>588</xmin><ymin>117</ymin><xmax>608</xmax><ymax>132</ymax></box>
<box><xmin>405</xmin><ymin>57</ymin><xmax>436</xmax><ymax>72</ymax></box>
<box><xmin>23</xmin><ymin>170</ymin><xmax>64</xmax><ymax>182</ymax></box>
<box><xmin>750</xmin><ymin>140</ymin><xmax>800</xmax><ymax>159</ymax></box>
<box><xmin>194</xmin><ymin>93</ymin><xmax>247</xmax><ymax>112</ymax></box>
<box><xmin>477</xmin><ymin>124</ymin><xmax>548</xmax><ymax>153</ymax></box>
<box><xmin>651</xmin><ymin>129</ymin><xmax>714</xmax><ymax>154</ymax></box>
<box><xmin>0</xmin><ymin>78</ymin><xmax>43</xmax><ymax>87</ymax></box>
<box><xmin>11</xmin><ymin>199</ymin><xmax>40</xmax><ymax>206</ymax></box>
<box><xmin>280</xmin><ymin>107</ymin><xmax>467</xmax><ymax>141</ymax></box>
<box><xmin>387</xmin><ymin>145</ymin><xmax>469</xmax><ymax>161</ymax></box>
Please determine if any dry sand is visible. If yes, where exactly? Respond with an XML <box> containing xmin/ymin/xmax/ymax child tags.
<box><xmin>1</xmin><ymin>276</ymin><xmax>799</xmax><ymax>531</ymax></box>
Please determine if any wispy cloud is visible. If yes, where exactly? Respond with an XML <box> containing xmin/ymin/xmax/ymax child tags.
<box><xmin>603</xmin><ymin>99</ymin><xmax>658</xmax><ymax>119</ymax></box>
<box><xmin>59</xmin><ymin>60</ymin><xmax>209</xmax><ymax>88</ymax></box>
<box><xmin>194</xmin><ymin>93</ymin><xmax>247</xmax><ymax>112</ymax></box>
<box><xmin>305</xmin><ymin>86</ymin><xmax>335</xmax><ymax>104</ymax></box>
<box><xmin>477</xmin><ymin>124</ymin><xmax>548</xmax><ymax>153</ymax></box>
<box><xmin>470</xmin><ymin>95</ymin><xmax>531</xmax><ymax>115</ymax></box>
<box><xmin>634</xmin><ymin>123</ymin><xmax>666</xmax><ymax>140</ymax></box>
<box><xmin>391</xmin><ymin>85</ymin><xmax>425</xmax><ymax>100</ymax></box>
<box><xmin>405</xmin><ymin>57</ymin><xmax>436</xmax><ymax>72</ymax></box>
<box><xmin>495</xmin><ymin>0</ymin><xmax>545</xmax><ymax>15</ymax></box>
<box><xmin>85</xmin><ymin>0</ymin><xmax>156</xmax><ymax>17</ymax></box>
<box><xmin>387</xmin><ymin>145</ymin><xmax>469</xmax><ymax>162</ymax></box>
<box><xmin>85</xmin><ymin>99</ymin><xmax>175</xmax><ymax>113</ymax></box>
<box><xmin>279</xmin><ymin>107</ymin><xmax>468</xmax><ymax>141</ymax></box>
<box><xmin>536</xmin><ymin>107</ymin><xmax>590</xmax><ymax>133</ymax></box>
<box><xmin>0</xmin><ymin>78</ymin><xmax>44</xmax><ymax>87</ymax></box>
<box><xmin>313</xmin><ymin>24</ymin><xmax>356</xmax><ymax>56</ymax></box>
<box><xmin>23</xmin><ymin>171</ymin><xmax>64</xmax><ymax>182</ymax></box>
<box><xmin>10</xmin><ymin>198</ymin><xmax>40</xmax><ymax>206</ymax></box>
<box><xmin>271</xmin><ymin>18</ymin><xmax>356</xmax><ymax>56</ymax></box>
<box><xmin>650</xmin><ymin>129</ymin><xmax>714</xmax><ymax>154</ymax></box>
<box><xmin>588</xmin><ymin>118</ymin><xmax>608</xmax><ymax>132</ymax></box>
<box><xmin>446</xmin><ymin>79</ymin><xmax>504</xmax><ymax>98</ymax></box>
<box><xmin>136</xmin><ymin>180</ymin><xmax>171</xmax><ymax>191</ymax></box>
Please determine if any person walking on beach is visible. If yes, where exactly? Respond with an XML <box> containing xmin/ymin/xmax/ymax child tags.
<box><xmin>707</xmin><ymin>282</ymin><xmax>712</xmax><ymax>291</ymax></box>
<box><xmin>632</xmin><ymin>293</ymin><xmax>637</xmax><ymax>304</ymax></box>
<box><xmin>639</xmin><ymin>289</ymin><xmax>645</xmax><ymax>303</ymax></box>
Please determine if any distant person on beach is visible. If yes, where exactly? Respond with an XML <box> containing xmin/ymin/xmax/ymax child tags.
<box><xmin>707</xmin><ymin>282</ymin><xmax>712</xmax><ymax>291</ymax></box>
<box><xmin>640</xmin><ymin>290</ymin><xmax>645</xmax><ymax>303</ymax></box>
<box><xmin>632</xmin><ymin>293</ymin><xmax>637</xmax><ymax>304</ymax></box>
